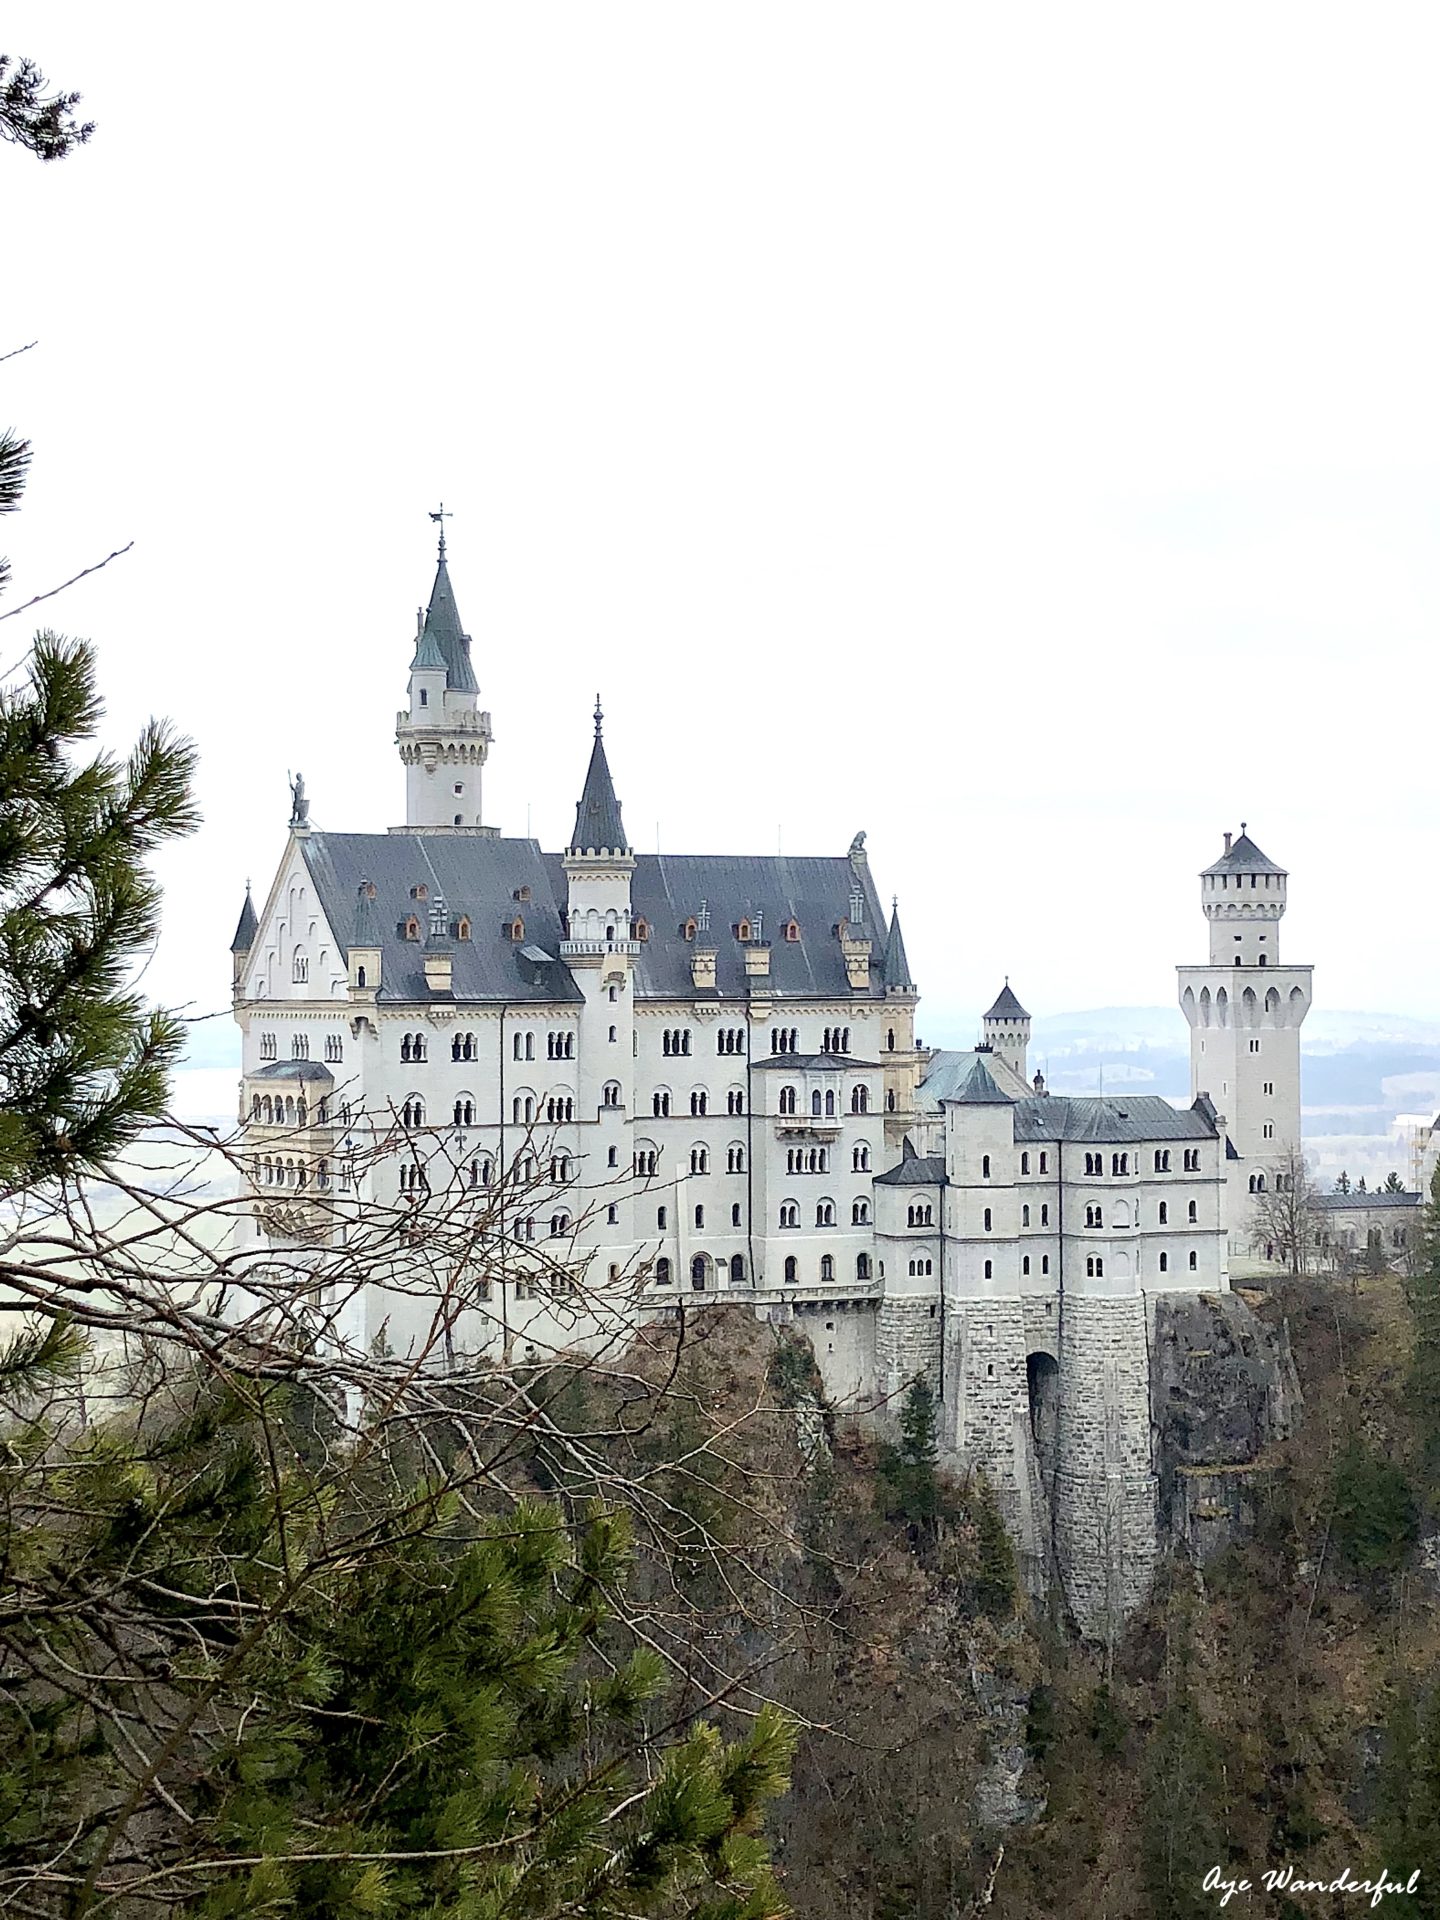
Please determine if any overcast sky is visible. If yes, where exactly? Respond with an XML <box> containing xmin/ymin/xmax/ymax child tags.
<box><xmin>5</xmin><ymin>6</ymin><xmax>1439</xmax><ymax>1055</ymax></box>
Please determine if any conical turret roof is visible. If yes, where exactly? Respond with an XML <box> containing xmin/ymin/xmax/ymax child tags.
<box><xmin>985</xmin><ymin>981</ymin><xmax>1029</xmax><ymax>1021</ymax></box>
<box><xmin>950</xmin><ymin>1054</ymin><xmax>1016</xmax><ymax>1105</ymax></box>
<box><xmin>1202</xmin><ymin>826</ymin><xmax>1285</xmax><ymax>877</ymax></box>
<box><xmin>410</xmin><ymin>542</ymin><xmax>478</xmax><ymax>693</ymax></box>
<box><xmin>568</xmin><ymin>699</ymin><xmax>629</xmax><ymax>855</ymax></box>
<box><xmin>882</xmin><ymin>900</ymin><xmax>914</xmax><ymax>991</ymax></box>
<box><xmin>230</xmin><ymin>883</ymin><xmax>258</xmax><ymax>954</ymax></box>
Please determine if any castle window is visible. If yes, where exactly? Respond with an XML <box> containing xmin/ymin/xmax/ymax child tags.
<box><xmin>852</xmin><ymin>1198</ymin><xmax>870</xmax><ymax>1225</ymax></box>
<box><xmin>654</xmin><ymin>1258</ymin><xmax>671</xmax><ymax>1286</ymax></box>
<box><xmin>1188</xmin><ymin>1200</ymin><xmax>1198</xmax><ymax>1223</ymax></box>
<box><xmin>401</xmin><ymin>1097</ymin><xmax>425</xmax><ymax>1128</ymax></box>
<box><xmin>634</xmin><ymin>1145</ymin><xmax>658</xmax><ymax>1178</ymax></box>
<box><xmin>816</xmin><ymin>1200</ymin><xmax>835</xmax><ymax>1227</ymax></box>
<box><xmin>853</xmin><ymin>1143</ymin><xmax>871</xmax><ymax>1172</ymax></box>
<box><xmin>325</xmin><ymin>1033</ymin><xmax>343</xmax><ymax>1063</ymax></box>
<box><xmin>1154</xmin><ymin>1149</ymin><xmax>1171</xmax><ymax>1172</ymax></box>
<box><xmin>418</xmin><ymin>688</ymin><xmax>428</xmax><ymax>706</ymax></box>
<box><xmin>691</xmin><ymin>1090</ymin><xmax>708</xmax><ymax>1117</ymax></box>
<box><xmin>1188</xmin><ymin>1250</ymin><xmax>1198</xmax><ymax>1271</ymax></box>
<box><xmin>886</xmin><ymin>1090</ymin><xmax>896</xmax><ymax>1112</ymax></box>
<box><xmin>653</xmin><ymin>1091</ymin><xmax>671</xmax><ymax>1118</ymax></box>
<box><xmin>1040</xmin><ymin>1204</ymin><xmax>1049</xmax><ymax>1226</ymax></box>
<box><xmin>356</xmin><ymin>965</ymin><xmax>366</xmax><ymax>987</ymax></box>
<box><xmin>1022</xmin><ymin>1255</ymin><xmax>1031</xmax><ymax>1275</ymax></box>
<box><xmin>509</xmin><ymin>917</ymin><xmax>524</xmax><ymax>941</ymax></box>
<box><xmin>820</xmin><ymin>1253</ymin><xmax>834</xmax><ymax>1280</ymax></box>
<box><xmin>784</xmin><ymin>919</ymin><xmax>800</xmax><ymax>942</ymax></box>
<box><xmin>780</xmin><ymin>1201</ymin><xmax>799</xmax><ymax>1229</ymax></box>
<box><xmin>453</xmin><ymin>1098</ymin><xmax>474</xmax><ymax>1127</ymax></box>
<box><xmin>1262</xmin><ymin>1121</ymin><xmax>1275</xmax><ymax>1139</ymax></box>
<box><xmin>1159</xmin><ymin>1201</ymin><xmax>1168</xmax><ymax>1225</ymax></box>
<box><xmin>983</xmin><ymin>1259</ymin><xmax>993</xmax><ymax>1279</ymax></box>
<box><xmin>634</xmin><ymin>918</ymin><xmax>649</xmax><ymax>941</ymax></box>
<box><xmin>731</xmin><ymin>1252</ymin><xmax>746</xmax><ymax>1281</ymax></box>
<box><xmin>779</xmin><ymin>1086</ymin><xmax>797</xmax><ymax>1116</ymax></box>
<box><xmin>657</xmin><ymin>1205</ymin><xmax>667</xmax><ymax>1230</ymax></box>
<box><xmin>550</xmin><ymin>1213</ymin><xmax>571</xmax><ymax>1239</ymax></box>
<box><xmin>727</xmin><ymin>1144</ymin><xmax>745</xmax><ymax>1173</ymax></box>
<box><xmin>1158</xmin><ymin>1251</ymin><xmax>1169</xmax><ymax>1273</ymax></box>
<box><xmin>851</xmin><ymin>1085</ymin><xmax>869</xmax><ymax>1114</ymax></box>
<box><xmin>737</xmin><ymin>919</ymin><xmax>751</xmax><ymax>942</ymax></box>
<box><xmin>1039</xmin><ymin>1152</ymin><xmax>1048</xmax><ymax>1173</ymax></box>
<box><xmin>727</xmin><ymin>1088</ymin><xmax>744</xmax><ymax>1115</ymax></box>
<box><xmin>887</xmin><ymin>1028</ymin><xmax>896</xmax><ymax>1051</ymax></box>
<box><xmin>784</xmin><ymin>1255</ymin><xmax>798</xmax><ymax>1283</ymax></box>
<box><xmin>694</xmin><ymin>1204</ymin><xmax>705</xmax><ymax>1229</ymax></box>
<box><xmin>1086</xmin><ymin>1256</ymin><xmax>1104</xmax><ymax>1278</ymax></box>
<box><xmin>825</xmin><ymin>1089</ymin><xmax>836</xmax><ymax>1117</ymax></box>
<box><xmin>1020</xmin><ymin>1152</ymin><xmax>1030</xmax><ymax>1174</ymax></box>
<box><xmin>982</xmin><ymin>1155</ymin><xmax>991</xmax><ymax>1179</ymax></box>
<box><xmin>811</xmin><ymin>1089</ymin><xmax>822</xmax><ymax>1116</ymax></box>
<box><xmin>602</xmin><ymin>1081</ymin><xmax>621</xmax><ymax>1108</ymax></box>
<box><xmin>1022</xmin><ymin>1204</ymin><xmax>1030</xmax><ymax>1227</ymax></box>
<box><xmin>1041</xmin><ymin>1255</ymin><xmax>1050</xmax><ymax>1274</ymax></box>
<box><xmin>690</xmin><ymin>1146</ymin><xmax>709</xmax><ymax>1175</ymax></box>
<box><xmin>1184</xmin><ymin>1148</ymin><xmax>1200</xmax><ymax>1172</ymax></box>
<box><xmin>292</xmin><ymin>948</ymin><xmax>308</xmax><ymax>982</ymax></box>
<box><xmin>682</xmin><ymin>917</ymin><xmax>697</xmax><ymax>940</ymax></box>
<box><xmin>857</xmin><ymin>1253</ymin><xmax>871</xmax><ymax>1280</ymax></box>
<box><xmin>732</xmin><ymin>1204</ymin><xmax>742</xmax><ymax>1226</ymax></box>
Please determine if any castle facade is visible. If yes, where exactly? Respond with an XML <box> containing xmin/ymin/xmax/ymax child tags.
<box><xmin>230</xmin><ymin>533</ymin><xmax>1309</xmax><ymax>1634</ymax></box>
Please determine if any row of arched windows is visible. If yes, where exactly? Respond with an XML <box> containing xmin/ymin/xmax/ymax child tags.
<box><xmin>453</xmin><ymin>1032</ymin><xmax>478</xmax><ymax>1060</ymax></box>
<box><xmin>787</xmin><ymin>1147</ymin><xmax>829</xmax><ymax>1174</ymax></box>
<box><xmin>777</xmin><ymin>1200</ymin><xmax>852</xmax><ymax>1228</ymax></box>
<box><xmin>821</xmin><ymin>1027</ymin><xmax>851</xmax><ymax>1053</ymax></box>
<box><xmin>717</xmin><ymin>1028</ymin><xmax>745</xmax><ymax>1054</ymax></box>
<box><xmin>251</xmin><ymin>1093</ymin><xmax>328</xmax><ymax>1127</ymax></box>
<box><xmin>906</xmin><ymin>1202</ymin><xmax>934</xmax><ymax>1227</ymax></box>
<box><xmin>547</xmin><ymin>1030</ymin><xmax>576</xmax><ymax>1060</ymax></box>
<box><xmin>257</xmin><ymin>1156</ymin><xmax>327</xmax><ymax>1188</ymax></box>
<box><xmin>400</xmin><ymin>1031</ymin><xmax>427</xmax><ymax>1062</ymax></box>
<box><xmin>662</xmin><ymin>1028</ymin><xmax>692</xmax><ymax>1056</ymax></box>
<box><xmin>770</xmin><ymin>1028</ymin><xmax>799</xmax><ymax>1054</ymax></box>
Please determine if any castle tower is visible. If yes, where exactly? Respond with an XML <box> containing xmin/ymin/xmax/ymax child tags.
<box><xmin>1177</xmin><ymin>827</ymin><xmax>1312</xmax><ymax>1262</ymax></box>
<box><xmin>982</xmin><ymin>981</ymin><xmax>1030</xmax><ymax>1080</ymax></box>
<box><xmin>880</xmin><ymin>898</ymin><xmax>922</xmax><ymax>1153</ymax></box>
<box><xmin>395</xmin><ymin>519</ymin><xmax>494</xmax><ymax>831</ymax></box>
<box><xmin>229</xmin><ymin>882</ymin><xmax>257</xmax><ymax>1002</ymax></box>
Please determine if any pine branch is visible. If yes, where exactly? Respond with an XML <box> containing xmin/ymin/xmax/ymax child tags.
<box><xmin>0</xmin><ymin>543</ymin><xmax>134</xmax><ymax>623</ymax></box>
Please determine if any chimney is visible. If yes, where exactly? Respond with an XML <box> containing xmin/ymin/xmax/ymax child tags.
<box><xmin>1223</xmin><ymin>831</ymin><xmax>1233</xmax><ymax>853</ymax></box>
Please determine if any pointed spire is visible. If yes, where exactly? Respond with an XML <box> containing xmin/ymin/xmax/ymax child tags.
<box><xmin>410</xmin><ymin>523</ymin><xmax>478</xmax><ymax>693</ymax></box>
<box><xmin>230</xmin><ymin>881</ymin><xmax>258</xmax><ymax>954</ymax></box>
<box><xmin>882</xmin><ymin>897</ymin><xmax>914</xmax><ymax>991</ymax></box>
<box><xmin>568</xmin><ymin>697</ymin><xmax>629</xmax><ymax>855</ymax></box>
<box><xmin>985</xmin><ymin>979</ymin><xmax>1030</xmax><ymax>1021</ymax></box>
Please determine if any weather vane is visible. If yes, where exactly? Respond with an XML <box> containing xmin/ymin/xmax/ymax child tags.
<box><xmin>428</xmin><ymin>501</ymin><xmax>453</xmax><ymax>558</ymax></box>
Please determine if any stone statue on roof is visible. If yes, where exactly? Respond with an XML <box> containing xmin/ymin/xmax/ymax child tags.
<box><xmin>288</xmin><ymin>770</ymin><xmax>309</xmax><ymax>830</ymax></box>
<box><xmin>848</xmin><ymin>830</ymin><xmax>866</xmax><ymax>858</ymax></box>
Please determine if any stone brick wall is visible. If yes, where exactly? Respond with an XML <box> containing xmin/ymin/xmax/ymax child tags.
<box><xmin>875</xmin><ymin>1296</ymin><xmax>943</xmax><ymax>1403</ymax></box>
<box><xmin>1053</xmin><ymin>1294</ymin><xmax>1158</xmax><ymax>1639</ymax></box>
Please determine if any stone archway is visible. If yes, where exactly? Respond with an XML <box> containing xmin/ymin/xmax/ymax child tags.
<box><xmin>1026</xmin><ymin>1351</ymin><xmax>1061</xmax><ymax>1487</ymax></box>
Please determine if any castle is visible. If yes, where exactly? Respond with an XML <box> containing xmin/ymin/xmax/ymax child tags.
<box><xmin>230</xmin><ymin>530</ymin><xmax>1307</xmax><ymax>1634</ymax></box>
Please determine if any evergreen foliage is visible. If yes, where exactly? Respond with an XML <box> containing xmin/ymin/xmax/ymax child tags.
<box><xmin>0</xmin><ymin>633</ymin><xmax>199</xmax><ymax>1187</ymax></box>
<box><xmin>0</xmin><ymin>52</ymin><xmax>93</xmax><ymax>160</ymax></box>
<box><xmin>877</xmin><ymin>1376</ymin><xmax>942</xmax><ymax>1538</ymax></box>
<box><xmin>1406</xmin><ymin>1164</ymin><xmax>1440</xmax><ymax>1497</ymax></box>
<box><xmin>1328</xmin><ymin>1437</ymin><xmax>1418</xmax><ymax>1573</ymax></box>
<box><xmin>0</xmin><ymin>1346</ymin><xmax>795</xmax><ymax>1917</ymax></box>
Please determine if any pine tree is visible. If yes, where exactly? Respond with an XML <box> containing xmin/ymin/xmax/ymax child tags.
<box><xmin>0</xmin><ymin>52</ymin><xmax>93</xmax><ymax>160</ymax></box>
<box><xmin>878</xmin><ymin>1375</ymin><xmax>942</xmax><ymax>1540</ymax></box>
<box><xmin>0</xmin><ymin>634</ymin><xmax>198</xmax><ymax>1188</ymax></box>
<box><xmin>1406</xmin><ymin>1165</ymin><xmax>1440</xmax><ymax>1499</ymax></box>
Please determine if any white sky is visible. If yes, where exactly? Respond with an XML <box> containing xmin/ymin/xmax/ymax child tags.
<box><xmin>5</xmin><ymin>5</ymin><xmax>1439</xmax><ymax>1053</ymax></box>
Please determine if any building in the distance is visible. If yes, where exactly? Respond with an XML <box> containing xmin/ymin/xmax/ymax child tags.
<box><xmin>227</xmin><ymin>529</ymin><xmax>1310</xmax><ymax>1634</ymax></box>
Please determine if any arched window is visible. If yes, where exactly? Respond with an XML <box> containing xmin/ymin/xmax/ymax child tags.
<box><xmin>690</xmin><ymin>1089</ymin><xmax>708</xmax><ymax>1116</ymax></box>
<box><xmin>851</xmin><ymin>1085</ymin><xmax>868</xmax><ymax>1114</ymax></box>
<box><xmin>811</xmin><ymin>1089</ymin><xmax>822</xmax><ymax>1116</ymax></box>
<box><xmin>982</xmin><ymin>1155</ymin><xmax>991</xmax><ymax>1179</ymax></box>
<box><xmin>886</xmin><ymin>1090</ymin><xmax>896</xmax><ymax>1112</ymax></box>
<box><xmin>549</xmin><ymin>1213</ymin><xmax>570</xmax><ymax>1238</ymax></box>
<box><xmin>655</xmin><ymin>1257</ymin><xmax>672</xmax><ymax>1286</ymax></box>
<box><xmin>983</xmin><ymin>1207</ymin><xmax>993</xmax><ymax>1231</ymax></box>
<box><xmin>820</xmin><ymin>1253</ymin><xmax>835</xmax><ymax>1280</ymax></box>
<box><xmin>783</xmin><ymin>1255</ymin><xmax>798</xmax><ymax>1283</ymax></box>
<box><xmin>779</xmin><ymin>1086</ymin><xmax>797</xmax><ymax>1116</ymax></box>
<box><xmin>1159</xmin><ymin>1201</ymin><xmax>1168</xmax><ymax>1225</ymax></box>
<box><xmin>1158</xmin><ymin>1251</ymin><xmax>1169</xmax><ymax>1273</ymax></box>
<box><xmin>856</xmin><ymin>1252</ymin><xmax>871</xmax><ymax>1280</ymax></box>
<box><xmin>1020</xmin><ymin>1152</ymin><xmax>1030</xmax><ymax>1174</ymax></box>
<box><xmin>730</xmin><ymin>1254</ymin><xmax>746</xmax><ymax>1285</ymax></box>
<box><xmin>690</xmin><ymin>1146</ymin><xmax>709</xmax><ymax>1175</ymax></box>
<box><xmin>653</xmin><ymin>1090</ymin><xmax>671</xmax><ymax>1117</ymax></box>
<box><xmin>356</xmin><ymin>965</ymin><xmax>367</xmax><ymax>987</ymax></box>
<box><xmin>402</xmin><ymin>1097</ymin><xmax>425</xmax><ymax>1128</ymax></box>
<box><xmin>779</xmin><ymin>1201</ymin><xmax>799</xmax><ymax>1229</ymax></box>
<box><xmin>824</xmin><ymin>1089</ymin><xmax>836</xmax><ymax>1116</ymax></box>
<box><xmin>727</xmin><ymin>1144</ymin><xmax>745</xmax><ymax>1173</ymax></box>
<box><xmin>602</xmin><ymin>1081</ymin><xmax>621</xmax><ymax>1108</ymax></box>
<box><xmin>1188</xmin><ymin>1200</ymin><xmax>1198</xmax><ymax>1224</ymax></box>
<box><xmin>852</xmin><ymin>1198</ymin><xmax>870</xmax><ymax>1224</ymax></box>
<box><xmin>1188</xmin><ymin>1250</ymin><xmax>1198</xmax><ymax>1271</ymax></box>
<box><xmin>983</xmin><ymin>1259</ymin><xmax>993</xmax><ymax>1279</ymax></box>
<box><xmin>453</xmin><ymin>1098</ymin><xmax>474</xmax><ymax>1127</ymax></box>
<box><xmin>816</xmin><ymin>1200</ymin><xmax>835</xmax><ymax>1227</ymax></box>
<box><xmin>1022</xmin><ymin>1203</ymin><xmax>1030</xmax><ymax>1227</ymax></box>
<box><xmin>694</xmin><ymin>1204</ymin><xmax>705</xmax><ymax>1229</ymax></box>
<box><xmin>657</xmin><ymin>1205</ymin><xmax>667</xmax><ymax>1230</ymax></box>
<box><xmin>853</xmin><ymin>1143</ymin><xmax>871</xmax><ymax>1171</ymax></box>
<box><xmin>689</xmin><ymin>1255</ymin><xmax>707</xmax><ymax>1289</ymax></box>
<box><xmin>1022</xmin><ymin>1255</ymin><xmax>1031</xmax><ymax>1276</ymax></box>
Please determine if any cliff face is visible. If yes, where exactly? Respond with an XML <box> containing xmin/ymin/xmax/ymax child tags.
<box><xmin>1149</xmin><ymin>1290</ymin><xmax>1301</xmax><ymax>1563</ymax></box>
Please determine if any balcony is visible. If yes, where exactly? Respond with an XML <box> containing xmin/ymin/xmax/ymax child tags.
<box><xmin>559</xmin><ymin>938</ymin><xmax>642</xmax><ymax>959</ymax></box>
<box><xmin>775</xmin><ymin>1118</ymin><xmax>842</xmax><ymax>1141</ymax></box>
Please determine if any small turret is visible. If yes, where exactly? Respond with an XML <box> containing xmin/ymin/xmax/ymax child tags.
<box><xmin>395</xmin><ymin>514</ymin><xmax>494</xmax><ymax>831</ymax></box>
<box><xmin>568</xmin><ymin>697</ymin><xmax>630</xmax><ymax>857</ymax></box>
<box><xmin>881</xmin><ymin>901</ymin><xmax>915</xmax><ymax>994</ymax></box>
<box><xmin>983</xmin><ymin>980</ymin><xmax>1031</xmax><ymax>1080</ymax></box>
<box><xmin>230</xmin><ymin>882</ymin><xmax>258</xmax><ymax>1001</ymax></box>
<box><xmin>1200</xmin><ymin>824</ymin><xmax>1287</xmax><ymax>967</ymax></box>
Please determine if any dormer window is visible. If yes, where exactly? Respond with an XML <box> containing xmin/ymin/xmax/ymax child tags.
<box><xmin>683</xmin><ymin>917</ymin><xmax>697</xmax><ymax>941</ymax></box>
<box><xmin>509</xmin><ymin>916</ymin><xmax>525</xmax><ymax>941</ymax></box>
<box><xmin>512</xmin><ymin>885</ymin><xmax>531</xmax><ymax>903</ymax></box>
<box><xmin>736</xmin><ymin>919</ymin><xmax>751</xmax><ymax>941</ymax></box>
<box><xmin>783</xmin><ymin>919</ymin><xmax>800</xmax><ymax>942</ymax></box>
<box><xmin>409</xmin><ymin>884</ymin><xmax>428</xmax><ymax>902</ymax></box>
<box><xmin>633</xmin><ymin>917</ymin><xmax>649</xmax><ymax>941</ymax></box>
<box><xmin>456</xmin><ymin>916</ymin><xmax>471</xmax><ymax>941</ymax></box>
<box><xmin>404</xmin><ymin>916</ymin><xmax>420</xmax><ymax>940</ymax></box>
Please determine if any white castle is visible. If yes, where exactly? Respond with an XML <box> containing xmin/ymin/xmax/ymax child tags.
<box><xmin>231</xmin><ymin>530</ymin><xmax>1310</xmax><ymax>1633</ymax></box>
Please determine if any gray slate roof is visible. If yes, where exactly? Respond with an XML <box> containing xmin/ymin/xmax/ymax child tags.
<box><xmin>919</xmin><ymin>1049</ymin><xmax>1032</xmax><ymax>1107</ymax></box>
<box><xmin>230</xmin><ymin>886</ymin><xmax>258</xmax><ymax>953</ymax></box>
<box><xmin>1011</xmin><ymin>1094</ymin><xmax>1218</xmax><ymax>1144</ymax></box>
<box><xmin>569</xmin><ymin>710</ymin><xmax>629</xmax><ymax>854</ymax></box>
<box><xmin>875</xmin><ymin>1144</ymin><xmax>946</xmax><ymax>1186</ymax></box>
<box><xmin>1202</xmin><ymin>829</ymin><xmax>1285</xmax><ymax>877</ymax></box>
<box><xmin>412</xmin><ymin>549</ymin><xmax>478</xmax><ymax>695</ymax></box>
<box><xmin>750</xmin><ymin>1053</ymin><xmax>880</xmax><ymax>1072</ymax></box>
<box><xmin>252</xmin><ymin>1058</ymin><xmax>335</xmax><ymax>1083</ymax></box>
<box><xmin>985</xmin><ymin>982</ymin><xmax>1029</xmax><ymax>1021</ymax></box>
<box><xmin>301</xmin><ymin>834</ymin><xmax>890</xmax><ymax>1006</ymax></box>
<box><xmin>1312</xmin><ymin>1190</ymin><xmax>1420</xmax><ymax>1212</ymax></box>
<box><xmin>944</xmin><ymin>1055</ymin><xmax>1016</xmax><ymax>1106</ymax></box>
